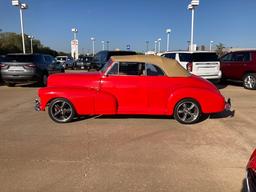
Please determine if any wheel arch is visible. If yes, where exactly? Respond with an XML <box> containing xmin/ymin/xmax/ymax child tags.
<box><xmin>38</xmin><ymin>87</ymin><xmax>118</xmax><ymax>115</ymax></box>
<box><xmin>243</xmin><ymin>71</ymin><xmax>256</xmax><ymax>77</ymax></box>
<box><xmin>167</xmin><ymin>94</ymin><xmax>201</xmax><ymax>116</ymax></box>
<box><xmin>167</xmin><ymin>88</ymin><xmax>225</xmax><ymax>115</ymax></box>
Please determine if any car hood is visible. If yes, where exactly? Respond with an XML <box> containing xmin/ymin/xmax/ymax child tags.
<box><xmin>47</xmin><ymin>72</ymin><xmax>102</xmax><ymax>88</ymax></box>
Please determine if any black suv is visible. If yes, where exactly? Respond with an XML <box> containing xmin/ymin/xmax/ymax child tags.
<box><xmin>92</xmin><ymin>50</ymin><xmax>137</xmax><ymax>70</ymax></box>
<box><xmin>75</xmin><ymin>55</ymin><xmax>93</xmax><ymax>70</ymax></box>
<box><xmin>0</xmin><ymin>53</ymin><xmax>64</xmax><ymax>86</ymax></box>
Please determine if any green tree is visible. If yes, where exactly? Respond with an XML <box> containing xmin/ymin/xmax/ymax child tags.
<box><xmin>0</xmin><ymin>32</ymin><xmax>60</xmax><ymax>56</ymax></box>
<box><xmin>215</xmin><ymin>43</ymin><xmax>225</xmax><ymax>57</ymax></box>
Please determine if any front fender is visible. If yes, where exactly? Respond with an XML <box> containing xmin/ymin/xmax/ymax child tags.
<box><xmin>167</xmin><ymin>88</ymin><xmax>225</xmax><ymax>115</ymax></box>
<box><xmin>38</xmin><ymin>87</ymin><xmax>117</xmax><ymax>115</ymax></box>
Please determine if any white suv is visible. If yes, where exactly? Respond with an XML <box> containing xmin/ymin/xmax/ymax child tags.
<box><xmin>160</xmin><ymin>51</ymin><xmax>222</xmax><ymax>81</ymax></box>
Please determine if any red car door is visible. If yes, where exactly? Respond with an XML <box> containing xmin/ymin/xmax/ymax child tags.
<box><xmin>100</xmin><ymin>62</ymin><xmax>148</xmax><ymax>114</ymax></box>
<box><xmin>139</xmin><ymin>64</ymin><xmax>172</xmax><ymax>114</ymax></box>
<box><xmin>221</xmin><ymin>52</ymin><xmax>251</xmax><ymax>80</ymax></box>
<box><xmin>220</xmin><ymin>52</ymin><xmax>234</xmax><ymax>78</ymax></box>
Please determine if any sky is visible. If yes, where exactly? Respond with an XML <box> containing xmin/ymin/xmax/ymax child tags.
<box><xmin>0</xmin><ymin>0</ymin><xmax>256</xmax><ymax>53</ymax></box>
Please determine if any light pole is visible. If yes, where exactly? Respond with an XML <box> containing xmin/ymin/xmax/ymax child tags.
<box><xmin>188</xmin><ymin>0</ymin><xmax>199</xmax><ymax>52</ymax></box>
<box><xmin>101</xmin><ymin>41</ymin><xmax>105</xmax><ymax>50</ymax></box>
<box><xmin>106</xmin><ymin>41</ymin><xmax>110</xmax><ymax>50</ymax></box>
<box><xmin>71</xmin><ymin>28</ymin><xmax>78</xmax><ymax>40</ymax></box>
<box><xmin>12</xmin><ymin>0</ymin><xmax>28</xmax><ymax>54</ymax></box>
<box><xmin>158</xmin><ymin>38</ymin><xmax>161</xmax><ymax>53</ymax></box>
<box><xmin>154</xmin><ymin>40</ymin><xmax>157</xmax><ymax>53</ymax></box>
<box><xmin>166</xmin><ymin>29</ymin><xmax>171</xmax><ymax>51</ymax></box>
<box><xmin>28</xmin><ymin>35</ymin><xmax>34</xmax><ymax>53</ymax></box>
<box><xmin>210</xmin><ymin>40</ymin><xmax>214</xmax><ymax>51</ymax></box>
<box><xmin>146</xmin><ymin>41</ymin><xmax>149</xmax><ymax>52</ymax></box>
<box><xmin>91</xmin><ymin>37</ymin><xmax>95</xmax><ymax>56</ymax></box>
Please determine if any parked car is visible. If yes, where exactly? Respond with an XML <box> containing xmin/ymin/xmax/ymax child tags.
<box><xmin>35</xmin><ymin>55</ymin><xmax>231</xmax><ymax>124</ymax></box>
<box><xmin>0</xmin><ymin>53</ymin><xmax>64</xmax><ymax>87</ymax></box>
<box><xmin>160</xmin><ymin>51</ymin><xmax>221</xmax><ymax>81</ymax></box>
<box><xmin>92</xmin><ymin>50</ymin><xmax>137</xmax><ymax>70</ymax></box>
<box><xmin>220</xmin><ymin>50</ymin><xmax>256</xmax><ymax>89</ymax></box>
<box><xmin>56</xmin><ymin>56</ymin><xmax>75</xmax><ymax>69</ymax></box>
<box><xmin>0</xmin><ymin>55</ymin><xmax>5</xmax><ymax>83</ymax></box>
<box><xmin>246</xmin><ymin>149</ymin><xmax>256</xmax><ymax>192</ymax></box>
<box><xmin>75</xmin><ymin>55</ymin><xmax>93</xmax><ymax>70</ymax></box>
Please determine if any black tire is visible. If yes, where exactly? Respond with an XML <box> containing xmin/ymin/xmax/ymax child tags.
<box><xmin>6</xmin><ymin>82</ymin><xmax>15</xmax><ymax>87</ymax></box>
<box><xmin>174</xmin><ymin>98</ymin><xmax>201</xmax><ymax>124</ymax></box>
<box><xmin>48</xmin><ymin>98</ymin><xmax>75</xmax><ymax>123</ymax></box>
<box><xmin>243</xmin><ymin>73</ymin><xmax>256</xmax><ymax>90</ymax></box>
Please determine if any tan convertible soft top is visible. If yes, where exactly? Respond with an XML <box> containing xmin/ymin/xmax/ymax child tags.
<box><xmin>110</xmin><ymin>55</ymin><xmax>190</xmax><ymax>77</ymax></box>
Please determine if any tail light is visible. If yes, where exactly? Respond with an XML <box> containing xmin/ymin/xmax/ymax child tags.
<box><xmin>186</xmin><ymin>62</ymin><xmax>193</xmax><ymax>72</ymax></box>
<box><xmin>24</xmin><ymin>64</ymin><xmax>36</xmax><ymax>69</ymax></box>
<box><xmin>0</xmin><ymin>64</ymin><xmax>9</xmax><ymax>69</ymax></box>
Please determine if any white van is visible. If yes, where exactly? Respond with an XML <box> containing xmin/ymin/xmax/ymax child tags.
<box><xmin>160</xmin><ymin>51</ymin><xmax>222</xmax><ymax>81</ymax></box>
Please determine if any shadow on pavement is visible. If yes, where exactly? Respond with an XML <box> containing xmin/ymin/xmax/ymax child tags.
<box><xmin>75</xmin><ymin>111</ymin><xmax>235</xmax><ymax>124</ymax></box>
<box><xmin>91</xmin><ymin>114</ymin><xmax>171</xmax><ymax>120</ymax></box>
<box><xmin>210</xmin><ymin>110</ymin><xmax>235</xmax><ymax>119</ymax></box>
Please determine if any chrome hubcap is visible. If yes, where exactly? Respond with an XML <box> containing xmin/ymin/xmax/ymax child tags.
<box><xmin>177</xmin><ymin>101</ymin><xmax>199</xmax><ymax>123</ymax></box>
<box><xmin>244</xmin><ymin>75</ymin><xmax>256</xmax><ymax>89</ymax></box>
<box><xmin>50</xmin><ymin>100</ymin><xmax>72</xmax><ymax>122</ymax></box>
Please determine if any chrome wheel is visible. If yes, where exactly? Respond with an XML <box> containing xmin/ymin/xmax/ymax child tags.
<box><xmin>244</xmin><ymin>74</ymin><xmax>256</xmax><ymax>89</ymax></box>
<box><xmin>174</xmin><ymin>99</ymin><xmax>201</xmax><ymax>124</ymax></box>
<box><xmin>48</xmin><ymin>99</ymin><xmax>74</xmax><ymax>123</ymax></box>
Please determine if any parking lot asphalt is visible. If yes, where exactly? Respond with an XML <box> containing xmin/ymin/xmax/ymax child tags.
<box><xmin>0</xmin><ymin>72</ymin><xmax>256</xmax><ymax>192</ymax></box>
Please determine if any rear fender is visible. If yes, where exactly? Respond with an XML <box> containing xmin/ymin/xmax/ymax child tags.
<box><xmin>167</xmin><ymin>88</ymin><xmax>225</xmax><ymax>115</ymax></box>
<box><xmin>38</xmin><ymin>87</ymin><xmax>117</xmax><ymax>115</ymax></box>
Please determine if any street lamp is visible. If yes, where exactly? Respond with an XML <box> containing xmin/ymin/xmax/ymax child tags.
<box><xmin>101</xmin><ymin>41</ymin><xmax>105</xmax><ymax>50</ymax></box>
<box><xmin>91</xmin><ymin>37</ymin><xmax>96</xmax><ymax>56</ymax></box>
<box><xmin>71</xmin><ymin>28</ymin><xmax>78</xmax><ymax>40</ymax></box>
<box><xmin>106</xmin><ymin>41</ymin><xmax>110</xmax><ymax>50</ymax></box>
<box><xmin>12</xmin><ymin>0</ymin><xmax>28</xmax><ymax>54</ymax></box>
<box><xmin>28</xmin><ymin>35</ymin><xmax>34</xmax><ymax>53</ymax></box>
<box><xmin>154</xmin><ymin>40</ymin><xmax>157</xmax><ymax>53</ymax></box>
<box><xmin>158</xmin><ymin>38</ymin><xmax>161</xmax><ymax>53</ymax></box>
<box><xmin>188</xmin><ymin>0</ymin><xmax>199</xmax><ymax>52</ymax></box>
<box><xmin>210</xmin><ymin>40</ymin><xmax>214</xmax><ymax>51</ymax></box>
<box><xmin>146</xmin><ymin>41</ymin><xmax>149</xmax><ymax>52</ymax></box>
<box><xmin>166</xmin><ymin>28</ymin><xmax>171</xmax><ymax>51</ymax></box>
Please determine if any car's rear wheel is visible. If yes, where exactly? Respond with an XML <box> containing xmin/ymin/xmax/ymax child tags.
<box><xmin>48</xmin><ymin>98</ymin><xmax>75</xmax><ymax>123</ymax></box>
<box><xmin>174</xmin><ymin>99</ymin><xmax>201</xmax><ymax>124</ymax></box>
<box><xmin>243</xmin><ymin>73</ymin><xmax>256</xmax><ymax>90</ymax></box>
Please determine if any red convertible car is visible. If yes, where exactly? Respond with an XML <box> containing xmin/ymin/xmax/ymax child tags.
<box><xmin>35</xmin><ymin>55</ymin><xmax>230</xmax><ymax>124</ymax></box>
<box><xmin>246</xmin><ymin>149</ymin><xmax>256</xmax><ymax>191</ymax></box>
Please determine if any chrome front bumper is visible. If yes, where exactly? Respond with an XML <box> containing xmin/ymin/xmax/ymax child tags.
<box><xmin>34</xmin><ymin>99</ymin><xmax>41</xmax><ymax>111</ymax></box>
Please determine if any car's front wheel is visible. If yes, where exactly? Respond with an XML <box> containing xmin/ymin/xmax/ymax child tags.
<box><xmin>243</xmin><ymin>73</ymin><xmax>256</xmax><ymax>90</ymax></box>
<box><xmin>48</xmin><ymin>98</ymin><xmax>75</xmax><ymax>123</ymax></box>
<box><xmin>174</xmin><ymin>99</ymin><xmax>201</xmax><ymax>124</ymax></box>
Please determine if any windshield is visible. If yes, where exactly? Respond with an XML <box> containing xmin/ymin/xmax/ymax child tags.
<box><xmin>100</xmin><ymin>59</ymin><xmax>113</xmax><ymax>73</ymax></box>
